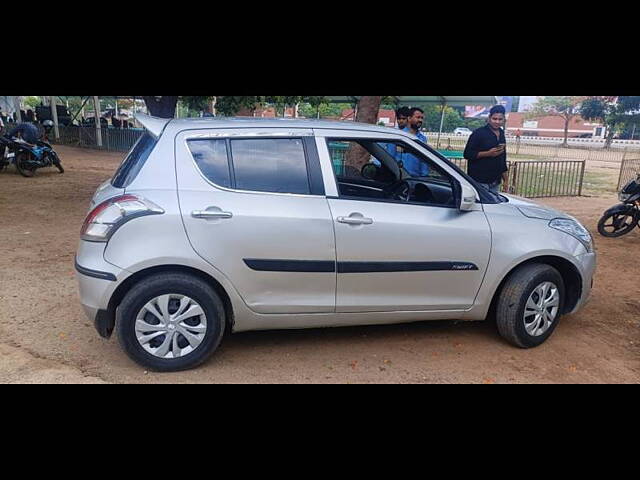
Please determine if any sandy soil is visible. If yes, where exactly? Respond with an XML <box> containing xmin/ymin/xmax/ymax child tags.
<box><xmin>0</xmin><ymin>145</ymin><xmax>638</xmax><ymax>383</ymax></box>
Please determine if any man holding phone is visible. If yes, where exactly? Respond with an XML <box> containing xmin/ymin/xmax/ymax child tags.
<box><xmin>463</xmin><ymin>104</ymin><xmax>509</xmax><ymax>193</ymax></box>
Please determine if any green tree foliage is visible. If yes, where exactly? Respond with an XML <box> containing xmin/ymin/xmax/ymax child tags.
<box><xmin>181</xmin><ymin>96</ymin><xmax>215</xmax><ymax>112</ymax></box>
<box><xmin>421</xmin><ymin>105</ymin><xmax>466</xmax><ymax>132</ymax></box>
<box><xmin>580</xmin><ymin>96</ymin><xmax>640</xmax><ymax>146</ymax></box>
<box><xmin>298</xmin><ymin>102</ymin><xmax>351</xmax><ymax>118</ymax></box>
<box><xmin>210</xmin><ymin>96</ymin><xmax>260</xmax><ymax>116</ymax></box>
<box><xmin>23</xmin><ymin>96</ymin><xmax>41</xmax><ymax>109</ymax></box>
<box><xmin>265</xmin><ymin>96</ymin><xmax>305</xmax><ymax>117</ymax></box>
<box><xmin>462</xmin><ymin>117</ymin><xmax>487</xmax><ymax>131</ymax></box>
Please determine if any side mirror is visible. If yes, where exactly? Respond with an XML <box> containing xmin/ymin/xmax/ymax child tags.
<box><xmin>459</xmin><ymin>183</ymin><xmax>477</xmax><ymax>211</ymax></box>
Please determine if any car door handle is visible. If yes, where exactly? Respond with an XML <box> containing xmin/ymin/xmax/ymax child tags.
<box><xmin>191</xmin><ymin>207</ymin><xmax>233</xmax><ymax>219</ymax></box>
<box><xmin>337</xmin><ymin>215</ymin><xmax>373</xmax><ymax>225</ymax></box>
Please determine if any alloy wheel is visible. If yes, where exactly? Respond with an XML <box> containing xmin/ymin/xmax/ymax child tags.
<box><xmin>523</xmin><ymin>281</ymin><xmax>560</xmax><ymax>337</ymax></box>
<box><xmin>135</xmin><ymin>294</ymin><xmax>207</xmax><ymax>359</ymax></box>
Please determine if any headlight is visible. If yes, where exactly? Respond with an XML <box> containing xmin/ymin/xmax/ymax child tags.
<box><xmin>619</xmin><ymin>192</ymin><xmax>630</xmax><ymax>202</ymax></box>
<box><xmin>549</xmin><ymin>218</ymin><xmax>593</xmax><ymax>253</ymax></box>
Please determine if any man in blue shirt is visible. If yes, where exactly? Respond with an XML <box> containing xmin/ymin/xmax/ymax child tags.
<box><xmin>381</xmin><ymin>107</ymin><xmax>430</xmax><ymax>177</ymax></box>
<box><xmin>374</xmin><ymin>107</ymin><xmax>431</xmax><ymax>178</ymax></box>
<box><xmin>399</xmin><ymin>107</ymin><xmax>429</xmax><ymax>177</ymax></box>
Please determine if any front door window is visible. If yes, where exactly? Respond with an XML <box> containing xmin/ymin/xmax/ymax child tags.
<box><xmin>327</xmin><ymin>138</ymin><xmax>457</xmax><ymax>208</ymax></box>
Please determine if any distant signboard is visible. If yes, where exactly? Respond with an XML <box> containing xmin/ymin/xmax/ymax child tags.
<box><xmin>518</xmin><ymin>96</ymin><xmax>538</xmax><ymax>112</ymax></box>
<box><xmin>465</xmin><ymin>96</ymin><xmax>513</xmax><ymax>118</ymax></box>
<box><xmin>523</xmin><ymin>120</ymin><xmax>538</xmax><ymax>128</ymax></box>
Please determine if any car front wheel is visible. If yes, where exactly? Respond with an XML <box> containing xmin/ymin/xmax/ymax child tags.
<box><xmin>116</xmin><ymin>273</ymin><xmax>226</xmax><ymax>371</ymax></box>
<box><xmin>495</xmin><ymin>263</ymin><xmax>565</xmax><ymax>348</ymax></box>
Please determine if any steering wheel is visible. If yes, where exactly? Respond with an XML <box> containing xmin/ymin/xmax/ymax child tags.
<box><xmin>413</xmin><ymin>183</ymin><xmax>436</xmax><ymax>203</ymax></box>
<box><xmin>387</xmin><ymin>180</ymin><xmax>412</xmax><ymax>202</ymax></box>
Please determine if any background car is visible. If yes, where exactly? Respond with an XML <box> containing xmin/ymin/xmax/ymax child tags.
<box><xmin>453</xmin><ymin>127</ymin><xmax>473</xmax><ymax>135</ymax></box>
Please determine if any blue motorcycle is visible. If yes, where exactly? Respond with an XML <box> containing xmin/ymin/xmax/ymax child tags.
<box><xmin>0</xmin><ymin>130</ymin><xmax>64</xmax><ymax>177</ymax></box>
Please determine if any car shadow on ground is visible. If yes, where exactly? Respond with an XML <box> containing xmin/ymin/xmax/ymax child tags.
<box><xmin>218</xmin><ymin>318</ymin><xmax>502</xmax><ymax>352</ymax></box>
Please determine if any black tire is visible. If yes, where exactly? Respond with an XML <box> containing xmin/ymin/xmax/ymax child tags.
<box><xmin>15</xmin><ymin>152</ymin><xmax>36</xmax><ymax>177</ymax></box>
<box><xmin>495</xmin><ymin>263</ymin><xmax>565</xmax><ymax>348</ymax></box>
<box><xmin>597</xmin><ymin>211</ymin><xmax>638</xmax><ymax>237</ymax></box>
<box><xmin>52</xmin><ymin>157</ymin><xmax>64</xmax><ymax>173</ymax></box>
<box><xmin>116</xmin><ymin>273</ymin><xmax>226</xmax><ymax>371</ymax></box>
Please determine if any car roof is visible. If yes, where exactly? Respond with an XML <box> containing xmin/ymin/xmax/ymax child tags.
<box><xmin>135</xmin><ymin>113</ymin><xmax>417</xmax><ymax>140</ymax></box>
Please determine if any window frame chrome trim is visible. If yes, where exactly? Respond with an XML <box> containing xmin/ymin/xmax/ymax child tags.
<box><xmin>179</xmin><ymin>129</ymin><xmax>325</xmax><ymax>198</ymax></box>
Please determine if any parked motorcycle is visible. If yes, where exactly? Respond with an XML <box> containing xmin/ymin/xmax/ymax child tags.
<box><xmin>597</xmin><ymin>174</ymin><xmax>640</xmax><ymax>237</ymax></box>
<box><xmin>0</xmin><ymin>129</ymin><xmax>64</xmax><ymax>177</ymax></box>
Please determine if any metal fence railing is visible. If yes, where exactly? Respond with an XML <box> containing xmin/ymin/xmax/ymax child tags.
<box><xmin>53</xmin><ymin>125</ymin><xmax>145</xmax><ymax>152</ymax></box>
<box><xmin>447</xmin><ymin>158</ymin><xmax>584</xmax><ymax>198</ymax></box>
<box><xmin>1</xmin><ymin>122</ymin><xmax>145</xmax><ymax>152</ymax></box>
<box><xmin>328</xmin><ymin>142</ymin><xmax>585</xmax><ymax>198</ymax></box>
<box><xmin>425</xmin><ymin>132</ymin><xmax>640</xmax><ymax>150</ymax></box>
<box><xmin>427</xmin><ymin>135</ymin><xmax>631</xmax><ymax>163</ymax></box>
<box><xmin>617</xmin><ymin>156</ymin><xmax>640</xmax><ymax>191</ymax></box>
<box><xmin>507</xmin><ymin>160</ymin><xmax>585</xmax><ymax>198</ymax></box>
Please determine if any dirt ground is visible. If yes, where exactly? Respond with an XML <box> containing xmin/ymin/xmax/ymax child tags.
<box><xmin>0</xmin><ymin>145</ymin><xmax>638</xmax><ymax>383</ymax></box>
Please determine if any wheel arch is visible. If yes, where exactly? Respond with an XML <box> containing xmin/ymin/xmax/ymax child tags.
<box><xmin>486</xmin><ymin>255</ymin><xmax>583</xmax><ymax>320</ymax></box>
<box><xmin>103</xmin><ymin>264</ymin><xmax>235</xmax><ymax>338</ymax></box>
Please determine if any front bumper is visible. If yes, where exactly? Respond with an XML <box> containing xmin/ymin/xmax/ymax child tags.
<box><xmin>570</xmin><ymin>252</ymin><xmax>596</xmax><ymax>314</ymax></box>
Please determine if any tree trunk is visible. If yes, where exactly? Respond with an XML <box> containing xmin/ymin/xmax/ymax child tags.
<box><xmin>604</xmin><ymin>126</ymin><xmax>615</xmax><ymax>149</ymax></box>
<box><xmin>142</xmin><ymin>96</ymin><xmax>179</xmax><ymax>118</ymax></box>
<box><xmin>562</xmin><ymin>116</ymin><xmax>569</xmax><ymax>147</ymax></box>
<box><xmin>345</xmin><ymin>96</ymin><xmax>382</xmax><ymax>170</ymax></box>
<box><xmin>355</xmin><ymin>96</ymin><xmax>382</xmax><ymax>124</ymax></box>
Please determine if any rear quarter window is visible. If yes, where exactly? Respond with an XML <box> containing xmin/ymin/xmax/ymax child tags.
<box><xmin>111</xmin><ymin>132</ymin><xmax>157</xmax><ymax>188</ymax></box>
<box><xmin>187</xmin><ymin>139</ymin><xmax>232</xmax><ymax>188</ymax></box>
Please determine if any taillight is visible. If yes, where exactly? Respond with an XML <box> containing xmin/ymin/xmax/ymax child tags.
<box><xmin>80</xmin><ymin>194</ymin><xmax>164</xmax><ymax>242</ymax></box>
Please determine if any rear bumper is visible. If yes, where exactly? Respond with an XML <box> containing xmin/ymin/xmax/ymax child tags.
<box><xmin>75</xmin><ymin>240</ymin><xmax>129</xmax><ymax>337</ymax></box>
<box><xmin>76</xmin><ymin>269</ymin><xmax>118</xmax><ymax>337</ymax></box>
<box><xmin>79</xmin><ymin>304</ymin><xmax>114</xmax><ymax>338</ymax></box>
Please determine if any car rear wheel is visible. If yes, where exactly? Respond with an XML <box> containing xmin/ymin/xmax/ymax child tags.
<box><xmin>116</xmin><ymin>273</ymin><xmax>225</xmax><ymax>371</ymax></box>
<box><xmin>495</xmin><ymin>263</ymin><xmax>565</xmax><ymax>348</ymax></box>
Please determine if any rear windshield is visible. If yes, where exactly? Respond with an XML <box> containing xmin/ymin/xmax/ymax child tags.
<box><xmin>111</xmin><ymin>132</ymin><xmax>157</xmax><ymax>188</ymax></box>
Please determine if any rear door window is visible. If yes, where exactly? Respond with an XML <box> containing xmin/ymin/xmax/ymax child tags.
<box><xmin>230</xmin><ymin>138</ymin><xmax>310</xmax><ymax>194</ymax></box>
<box><xmin>111</xmin><ymin>132</ymin><xmax>157</xmax><ymax>188</ymax></box>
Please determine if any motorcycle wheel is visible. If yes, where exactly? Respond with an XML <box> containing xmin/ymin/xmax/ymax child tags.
<box><xmin>597</xmin><ymin>210</ymin><xmax>638</xmax><ymax>237</ymax></box>
<box><xmin>15</xmin><ymin>152</ymin><xmax>36</xmax><ymax>177</ymax></box>
<box><xmin>50</xmin><ymin>154</ymin><xmax>64</xmax><ymax>173</ymax></box>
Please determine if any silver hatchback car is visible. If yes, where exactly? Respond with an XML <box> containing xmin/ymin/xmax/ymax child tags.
<box><xmin>76</xmin><ymin>114</ymin><xmax>596</xmax><ymax>371</ymax></box>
